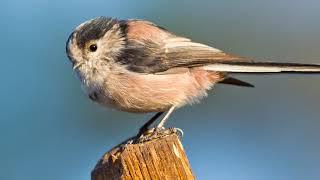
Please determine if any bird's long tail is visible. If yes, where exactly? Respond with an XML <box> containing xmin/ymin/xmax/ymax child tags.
<box><xmin>205</xmin><ymin>61</ymin><xmax>320</xmax><ymax>88</ymax></box>
<box><xmin>204</xmin><ymin>61</ymin><xmax>320</xmax><ymax>73</ymax></box>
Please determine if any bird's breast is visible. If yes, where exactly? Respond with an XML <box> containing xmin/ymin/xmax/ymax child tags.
<box><xmin>101</xmin><ymin>68</ymin><xmax>221</xmax><ymax>113</ymax></box>
<box><xmin>76</xmin><ymin>65</ymin><xmax>222</xmax><ymax>113</ymax></box>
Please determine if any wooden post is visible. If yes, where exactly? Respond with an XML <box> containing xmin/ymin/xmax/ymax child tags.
<box><xmin>91</xmin><ymin>128</ymin><xmax>195</xmax><ymax>180</ymax></box>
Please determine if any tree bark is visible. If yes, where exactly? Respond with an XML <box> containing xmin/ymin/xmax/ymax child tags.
<box><xmin>91</xmin><ymin>129</ymin><xmax>195</xmax><ymax>180</ymax></box>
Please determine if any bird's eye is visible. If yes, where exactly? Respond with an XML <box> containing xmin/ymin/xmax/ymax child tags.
<box><xmin>89</xmin><ymin>44</ymin><xmax>97</xmax><ymax>52</ymax></box>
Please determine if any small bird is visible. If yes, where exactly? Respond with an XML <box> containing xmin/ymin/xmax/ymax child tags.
<box><xmin>66</xmin><ymin>17</ymin><xmax>320</xmax><ymax>136</ymax></box>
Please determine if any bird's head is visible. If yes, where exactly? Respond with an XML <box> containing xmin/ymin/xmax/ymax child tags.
<box><xmin>66</xmin><ymin>17</ymin><xmax>127</xmax><ymax>71</ymax></box>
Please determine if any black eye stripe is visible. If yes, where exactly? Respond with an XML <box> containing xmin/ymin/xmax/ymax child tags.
<box><xmin>76</xmin><ymin>17</ymin><xmax>119</xmax><ymax>48</ymax></box>
<box><xmin>89</xmin><ymin>44</ymin><xmax>97</xmax><ymax>52</ymax></box>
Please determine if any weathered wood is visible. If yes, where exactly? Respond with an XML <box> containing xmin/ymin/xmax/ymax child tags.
<box><xmin>91</xmin><ymin>129</ymin><xmax>195</xmax><ymax>180</ymax></box>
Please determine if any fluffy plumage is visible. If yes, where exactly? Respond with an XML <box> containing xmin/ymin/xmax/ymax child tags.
<box><xmin>66</xmin><ymin>17</ymin><xmax>320</xmax><ymax>114</ymax></box>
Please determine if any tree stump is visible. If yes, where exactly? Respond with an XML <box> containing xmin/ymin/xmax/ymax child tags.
<box><xmin>91</xmin><ymin>129</ymin><xmax>195</xmax><ymax>180</ymax></box>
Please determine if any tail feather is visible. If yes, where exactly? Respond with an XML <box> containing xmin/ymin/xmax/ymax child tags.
<box><xmin>219</xmin><ymin>77</ymin><xmax>254</xmax><ymax>87</ymax></box>
<box><xmin>204</xmin><ymin>61</ymin><xmax>320</xmax><ymax>73</ymax></box>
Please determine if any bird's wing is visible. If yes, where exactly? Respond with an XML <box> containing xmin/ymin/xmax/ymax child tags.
<box><xmin>117</xmin><ymin>20</ymin><xmax>320</xmax><ymax>74</ymax></box>
<box><xmin>116</xmin><ymin>20</ymin><xmax>246</xmax><ymax>74</ymax></box>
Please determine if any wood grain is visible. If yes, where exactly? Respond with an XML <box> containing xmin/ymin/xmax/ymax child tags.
<box><xmin>91</xmin><ymin>129</ymin><xmax>194</xmax><ymax>180</ymax></box>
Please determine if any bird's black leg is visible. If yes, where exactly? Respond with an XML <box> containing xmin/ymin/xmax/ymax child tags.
<box><xmin>136</xmin><ymin>112</ymin><xmax>164</xmax><ymax>138</ymax></box>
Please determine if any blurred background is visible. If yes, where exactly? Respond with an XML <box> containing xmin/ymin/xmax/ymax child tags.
<box><xmin>1</xmin><ymin>0</ymin><xmax>320</xmax><ymax>179</ymax></box>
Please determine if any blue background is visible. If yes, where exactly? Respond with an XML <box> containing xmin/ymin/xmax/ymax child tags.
<box><xmin>1</xmin><ymin>0</ymin><xmax>320</xmax><ymax>179</ymax></box>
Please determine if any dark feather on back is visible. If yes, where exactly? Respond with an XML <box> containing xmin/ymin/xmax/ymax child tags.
<box><xmin>117</xmin><ymin>40</ymin><xmax>167</xmax><ymax>73</ymax></box>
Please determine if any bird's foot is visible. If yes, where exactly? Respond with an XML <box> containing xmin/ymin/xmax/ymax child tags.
<box><xmin>133</xmin><ymin>128</ymin><xmax>155</xmax><ymax>144</ymax></box>
<box><xmin>133</xmin><ymin>127</ymin><xmax>183</xmax><ymax>144</ymax></box>
<box><xmin>171</xmin><ymin>127</ymin><xmax>184</xmax><ymax>138</ymax></box>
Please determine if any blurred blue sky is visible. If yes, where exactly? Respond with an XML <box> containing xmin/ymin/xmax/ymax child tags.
<box><xmin>1</xmin><ymin>0</ymin><xmax>320</xmax><ymax>179</ymax></box>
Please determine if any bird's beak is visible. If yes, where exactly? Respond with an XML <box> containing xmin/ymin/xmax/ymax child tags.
<box><xmin>73</xmin><ymin>62</ymin><xmax>84</xmax><ymax>70</ymax></box>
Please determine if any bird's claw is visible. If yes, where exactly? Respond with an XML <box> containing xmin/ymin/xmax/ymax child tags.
<box><xmin>132</xmin><ymin>127</ymin><xmax>184</xmax><ymax>144</ymax></box>
<box><xmin>169</xmin><ymin>127</ymin><xmax>184</xmax><ymax>137</ymax></box>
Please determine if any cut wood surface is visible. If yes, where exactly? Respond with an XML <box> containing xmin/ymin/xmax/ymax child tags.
<box><xmin>91</xmin><ymin>129</ymin><xmax>195</xmax><ymax>180</ymax></box>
